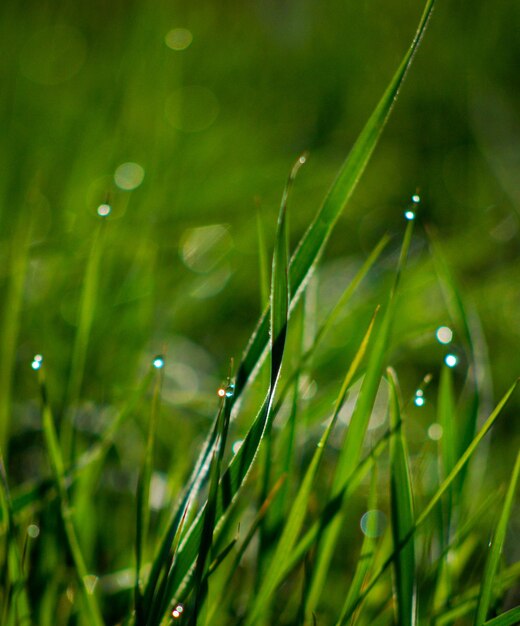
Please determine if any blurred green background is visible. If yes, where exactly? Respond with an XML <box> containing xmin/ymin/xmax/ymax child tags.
<box><xmin>1</xmin><ymin>0</ymin><xmax>519</xmax><ymax>615</ymax></box>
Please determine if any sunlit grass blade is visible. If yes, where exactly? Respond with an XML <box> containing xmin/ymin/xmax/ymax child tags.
<box><xmin>475</xmin><ymin>450</ymin><xmax>520</xmax><ymax>625</ymax></box>
<box><xmin>61</xmin><ymin>217</ymin><xmax>108</xmax><ymax>464</ymax></box>
<box><xmin>336</xmin><ymin>463</ymin><xmax>379</xmax><ymax>626</ymax></box>
<box><xmin>483</xmin><ymin>606</ymin><xmax>520</xmax><ymax>626</ymax></box>
<box><xmin>146</xmin><ymin>154</ymin><xmax>294</xmax><ymax>624</ymax></box>
<box><xmin>305</xmin><ymin>219</ymin><xmax>414</xmax><ymax>615</ymax></box>
<box><xmin>135</xmin><ymin>362</ymin><xmax>164</xmax><ymax>621</ymax></box>
<box><xmin>245</xmin><ymin>308</ymin><xmax>379</xmax><ymax>625</ymax></box>
<box><xmin>0</xmin><ymin>214</ymin><xmax>31</xmax><ymax>453</ymax></box>
<box><xmin>188</xmin><ymin>392</ymin><xmax>232</xmax><ymax>626</ymax></box>
<box><xmin>256</xmin><ymin>206</ymin><xmax>270</xmax><ymax>311</ymax></box>
<box><xmin>36</xmin><ymin>362</ymin><xmax>104</xmax><ymax>626</ymax></box>
<box><xmin>388</xmin><ymin>369</ymin><xmax>416</xmax><ymax>626</ymax></box>
<box><xmin>341</xmin><ymin>379</ymin><xmax>518</xmax><ymax>621</ymax></box>
<box><xmin>233</xmin><ymin>0</ymin><xmax>437</xmax><ymax>403</ymax></box>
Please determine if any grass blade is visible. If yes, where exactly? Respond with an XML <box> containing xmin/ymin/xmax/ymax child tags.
<box><xmin>233</xmin><ymin>0</ymin><xmax>437</xmax><ymax>404</ymax></box>
<box><xmin>388</xmin><ymin>369</ymin><xmax>416</xmax><ymax>626</ymax></box>
<box><xmin>336</xmin><ymin>463</ymin><xmax>379</xmax><ymax>626</ymax></box>
<box><xmin>475</xmin><ymin>450</ymin><xmax>520</xmax><ymax>625</ymax></box>
<box><xmin>36</xmin><ymin>360</ymin><xmax>104</xmax><ymax>626</ymax></box>
<box><xmin>483</xmin><ymin>607</ymin><xmax>520</xmax><ymax>626</ymax></box>
<box><xmin>245</xmin><ymin>308</ymin><xmax>379</xmax><ymax>625</ymax></box>
<box><xmin>305</xmin><ymin>218</ymin><xmax>414</xmax><ymax>614</ymax></box>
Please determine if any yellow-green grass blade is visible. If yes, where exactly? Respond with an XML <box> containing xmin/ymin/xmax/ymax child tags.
<box><xmin>341</xmin><ymin>379</ymin><xmax>518</xmax><ymax>621</ymax></box>
<box><xmin>305</xmin><ymin>219</ymin><xmax>414</xmax><ymax>615</ymax></box>
<box><xmin>245</xmin><ymin>308</ymin><xmax>379</xmax><ymax>625</ymax></box>
<box><xmin>36</xmin><ymin>363</ymin><xmax>104</xmax><ymax>626</ymax></box>
<box><xmin>388</xmin><ymin>369</ymin><xmax>416</xmax><ymax>626</ymax></box>
<box><xmin>233</xmin><ymin>0</ymin><xmax>437</xmax><ymax>404</ymax></box>
<box><xmin>336</xmin><ymin>463</ymin><xmax>379</xmax><ymax>626</ymax></box>
<box><xmin>483</xmin><ymin>607</ymin><xmax>520</xmax><ymax>626</ymax></box>
<box><xmin>475</xmin><ymin>450</ymin><xmax>520</xmax><ymax>625</ymax></box>
<box><xmin>0</xmin><ymin>214</ymin><xmax>31</xmax><ymax>453</ymax></box>
<box><xmin>61</xmin><ymin>217</ymin><xmax>108</xmax><ymax>464</ymax></box>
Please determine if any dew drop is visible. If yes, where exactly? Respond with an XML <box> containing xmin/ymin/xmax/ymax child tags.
<box><xmin>445</xmin><ymin>354</ymin><xmax>458</xmax><ymax>368</ymax></box>
<box><xmin>436</xmin><ymin>326</ymin><xmax>453</xmax><ymax>345</ymax></box>
<box><xmin>232</xmin><ymin>439</ymin><xmax>243</xmax><ymax>455</ymax></box>
<box><xmin>114</xmin><ymin>162</ymin><xmax>144</xmax><ymax>191</ymax></box>
<box><xmin>153</xmin><ymin>356</ymin><xmax>165</xmax><ymax>369</ymax></box>
<box><xmin>225</xmin><ymin>382</ymin><xmax>235</xmax><ymax>398</ymax></box>
<box><xmin>31</xmin><ymin>354</ymin><xmax>43</xmax><ymax>370</ymax></box>
<box><xmin>428</xmin><ymin>423</ymin><xmax>443</xmax><ymax>440</ymax></box>
<box><xmin>217</xmin><ymin>387</ymin><xmax>226</xmax><ymax>398</ymax></box>
<box><xmin>412</xmin><ymin>194</ymin><xmax>421</xmax><ymax>204</ymax></box>
<box><xmin>360</xmin><ymin>510</ymin><xmax>386</xmax><ymax>538</ymax></box>
<box><xmin>414</xmin><ymin>395</ymin><xmax>425</xmax><ymax>407</ymax></box>
<box><xmin>404</xmin><ymin>210</ymin><xmax>415</xmax><ymax>221</ymax></box>
<box><xmin>97</xmin><ymin>203</ymin><xmax>111</xmax><ymax>217</ymax></box>
<box><xmin>172</xmin><ymin>603</ymin><xmax>184</xmax><ymax>619</ymax></box>
<box><xmin>27</xmin><ymin>524</ymin><xmax>40</xmax><ymax>538</ymax></box>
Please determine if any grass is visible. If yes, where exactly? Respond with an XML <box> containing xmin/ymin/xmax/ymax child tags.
<box><xmin>1</xmin><ymin>0</ymin><xmax>519</xmax><ymax>624</ymax></box>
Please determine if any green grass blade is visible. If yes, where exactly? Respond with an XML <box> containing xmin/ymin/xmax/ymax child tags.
<box><xmin>341</xmin><ymin>380</ymin><xmax>518</xmax><ymax>621</ymax></box>
<box><xmin>135</xmin><ymin>363</ymin><xmax>164</xmax><ymax>621</ymax></box>
<box><xmin>256</xmin><ymin>207</ymin><xmax>270</xmax><ymax>311</ymax></box>
<box><xmin>336</xmin><ymin>463</ymin><xmax>379</xmax><ymax>626</ymax></box>
<box><xmin>0</xmin><ymin>215</ymin><xmax>31</xmax><ymax>452</ymax></box>
<box><xmin>475</xmin><ymin>450</ymin><xmax>520</xmax><ymax>625</ymax></box>
<box><xmin>36</xmin><ymin>362</ymin><xmax>105</xmax><ymax>626</ymax></box>
<box><xmin>388</xmin><ymin>369</ymin><xmax>416</xmax><ymax>626</ymax></box>
<box><xmin>61</xmin><ymin>219</ymin><xmax>108</xmax><ymax>464</ymax></box>
<box><xmin>233</xmin><ymin>0</ymin><xmax>437</xmax><ymax>403</ymax></box>
<box><xmin>147</xmin><ymin>156</ymin><xmax>294</xmax><ymax>623</ymax></box>
<box><xmin>305</xmin><ymin>219</ymin><xmax>414</xmax><ymax>614</ymax></box>
<box><xmin>245</xmin><ymin>308</ymin><xmax>379</xmax><ymax>625</ymax></box>
<box><xmin>483</xmin><ymin>607</ymin><xmax>520</xmax><ymax>626</ymax></box>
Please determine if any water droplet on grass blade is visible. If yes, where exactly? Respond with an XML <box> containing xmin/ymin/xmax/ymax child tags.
<box><xmin>114</xmin><ymin>162</ymin><xmax>144</xmax><ymax>190</ymax></box>
<box><xmin>445</xmin><ymin>354</ymin><xmax>458</xmax><ymax>368</ymax></box>
<box><xmin>360</xmin><ymin>510</ymin><xmax>386</xmax><ymax>538</ymax></box>
<box><xmin>27</xmin><ymin>524</ymin><xmax>40</xmax><ymax>538</ymax></box>
<box><xmin>97</xmin><ymin>203</ymin><xmax>111</xmax><ymax>217</ymax></box>
<box><xmin>436</xmin><ymin>326</ymin><xmax>453</xmax><ymax>344</ymax></box>
<box><xmin>31</xmin><ymin>354</ymin><xmax>43</xmax><ymax>370</ymax></box>
<box><xmin>153</xmin><ymin>356</ymin><xmax>165</xmax><ymax>369</ymax></box>
<box><xmin>428</xmin><ymin>423</ymin><xmax>443</xmax><ymax>440</ymax></box>
<box><xmin>412</xmin><ymin>194</ymin><xmax>421</xmax><ymax>203</ymax></box>
<box><xmin>165</xmin><ymin>28</ymin><xmax>193</xmax><ymax>50</ymax></box>
<box><xmin>414</xmin><ymin>395</ymin><xmax>425</xmax><ymax>407</ymax></box>
<box><xmin>404</xmin><ymin>210</ymin><xmax>415</xmax><ymax>221</ymax></box>
<box><xmin>172</xmin><ymin>603</ymin><xmax>184</xmax><ymax>618</ymax></box>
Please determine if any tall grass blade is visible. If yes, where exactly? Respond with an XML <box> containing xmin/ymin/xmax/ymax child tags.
<box><xmin>475</xmin><ymin>450</ymin><xmax>520</xmax><ymax>625</ymax></box>
<box><xmin>336</xmin><ymin>464</ymin><xmax>379</xmax><ymax>626</ymax></box>
<box><xmin>341</xmin><ymin>380</ymin><xmax>518</xmax><ymax>621</ymax></box>
<box><xmin>305</xmin><ymin>219</ymin><xmax>414</xmax><ymax>614</ymax></box>
<box><xmin>234</xmin><ymin>0</ymin><xmax>437</xmax><ymax>403</ymax></box>
<box><xmin>146</xmin><ymin>153</ymin><xmax>294</xmax><ymax>624</ymax></box>
<box><xmin>245</xmin><ymin>308</ymin><xmax>379</xmax><ymax>625</ymax></box>
<box><xmin>388</xmin><ymin>369</ymin><xmax>416</xmax><ymax>626</ymax></box>
<box><xmin>36</xmin><ymin>363</ymin><xmax>105</xmax><ymax>626</ymax></box>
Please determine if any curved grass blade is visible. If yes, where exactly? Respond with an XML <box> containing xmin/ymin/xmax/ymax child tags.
<box><xmin>234</xmin><ymin>0</ymin><xmax>437</xmax><ymax>404</ymax></box>
<box><xmin>340</xmin><ymin>379</ymin><xmax>518</xmax><ymax>622</ymax></box>
<box><xmin>145</xmin><ymin>155</ymin><xmax>294</xmax><ymax>625</ymax></box>
<box><xmin>483</xmin><ymin>607</ymin><xmax>520</xmax><ymax>626</ymax></box>
<box><xmin>245</xmin><ymin>308</ymin><xmax>379</xmax><ymax>625</ymax></box>
<box><xmin>36</xmin><ymin>362</ymin><xmax>104</xmax><ymax>626</ymax></box>
<box><xmin>475</xmin><ymin>450</ymin><xmax>520</xmax><ymax>625</ymax></box>
<box><xmin>388</xmin><ymin>369</ymin><xmax>416</xmax><ymax>626</ymax></box>
<box><xmin>336</xmin><ymin>463</ymin><xmax>379</xmax><ymax>626</ymax></box>
<box><xmin>305</xmin><ymin>218</ymin><xmax>414</xmax><ymax>614</ymax></box>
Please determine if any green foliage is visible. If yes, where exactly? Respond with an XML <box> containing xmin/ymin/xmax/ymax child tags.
<box><xmin>1</xmin><ymin>0</ymin><xmax>519</xmax><ymax>625</ymax></box>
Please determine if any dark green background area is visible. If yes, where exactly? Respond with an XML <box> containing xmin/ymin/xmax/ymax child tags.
<box><xmin>1</xmin><ymin>1</ymin><xmax>518</xmax><ymax>478</ymax></box>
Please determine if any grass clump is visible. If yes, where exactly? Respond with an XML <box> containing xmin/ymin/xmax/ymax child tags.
<box><xmin>1</xmin><ymin>1</ymin><xmax>519</xmax><ymax>625</ymax></box>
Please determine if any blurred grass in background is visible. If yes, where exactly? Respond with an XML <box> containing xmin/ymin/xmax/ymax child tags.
<box><xmin>1</xmin><ymin>0</ymin><xmax>519</xmax><ymax>624</ymax></box>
